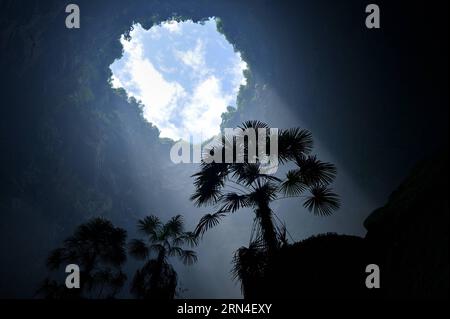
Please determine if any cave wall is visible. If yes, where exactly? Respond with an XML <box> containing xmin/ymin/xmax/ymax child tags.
<box><xmin>364</xmin><ymin>150</ymin><xmax>449</xmax><ymax>298</ymax></box>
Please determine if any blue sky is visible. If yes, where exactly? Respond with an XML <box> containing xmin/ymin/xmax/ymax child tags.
<box><xmin>110</xmin><ymin>18</ymin><xmax>248</xmax><ymax>141</ymax></box>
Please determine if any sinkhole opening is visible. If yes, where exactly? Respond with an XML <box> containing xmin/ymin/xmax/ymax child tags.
<box><xmin>109</xmin><ymin>17</ymin><xmax>248</xmax><ymax>142</ymax></box>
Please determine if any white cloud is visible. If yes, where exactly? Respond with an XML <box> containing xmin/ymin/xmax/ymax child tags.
<box><xmin>161</xmin><ymin>20</ymin><xmax>183</xmax><ymax>34</ymax></box>
<box><xmin>175</xmin><ymin>39</ymin><xmax>205</xmax><ymax>71</ymax></box>
<box><xmin>182</xmin><ymin>76</ymin><xmax>232</xmax><ymax>137</ymax></box>
<box><xmin>110</xmin><ymin>19</ymin><xmax>247</xmax><ymax>141</ymax></box>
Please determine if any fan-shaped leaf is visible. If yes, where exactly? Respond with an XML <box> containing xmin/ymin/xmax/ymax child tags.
<box><xmin>279</xmin><ymin>169</ymin><xmax>308</xmax><ymax>196</ymax></box>
<box><xmin>128</xmin><ymin>239</ymin><xmax>149</xmax><ymax>260</ymax></box>
<box><xmin>303</xmin><ymin>186</ymin><xmax>340</xmax><ymax>216</ymax></box>
<box><xmin>194</xmin><ymin>212</ymin><xmax>228</xmax><ymax>237</ymax></box>
<box><xmin>180</xmin><ymin>250</ymin><xmax>198</xmax><ymax>265</ymax></box>
<box><xmin>278</xmin><ymin>128</ymin><xmax>313</xmax><ymax>163</ymax></box>
<box><xmin>296</xmin><ymin>155</ymin><xmax>337</xmax><ymax>186</ymax></box>
<box><xmin>218</xmin><ymin>192</ymin><xmax>250</xmax><ymax>212</ymax></box>
<box><xmin>138</xmin><ymin>216</ymin><xmax>161</xmax><ymax>237</ymax></box>
<box><xmin>163</xmin><ymin>215</ymin><xmax>184</xmax><ymax>237</ymax></box>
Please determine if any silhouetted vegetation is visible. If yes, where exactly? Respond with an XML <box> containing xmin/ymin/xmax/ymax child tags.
<box><xmin>37</xmin><ymin>218</ymin><xmax>127</xmax><ymax>299</ymax></box>
<box><xmin>3</xmin><ymin>0</ymin><xmax>447</xmax><ymax>299</ymax></box>
<box><xmin>128</xmin><ymin>215</ymin><xmax>198</xmax><ymax>299</ymax></box>
<box><xmin>191</xmin><ymin>120</ymin><xmax>339</xmax><ymax>289</ymax></box>
<box><xmin>239</xmin><ymin>233</ymin><xmax>373</xmax><ymax>299</ymax></box>
<box><xmin>36</xmin><ymin>150</ymin><xmax>448</xmax><ymax>299</ymax></box>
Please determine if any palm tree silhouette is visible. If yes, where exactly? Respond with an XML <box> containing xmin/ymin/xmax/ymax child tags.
<box><xmin>128</xmin><ymin>215</ymin><xmax>198</xmax><ymax>299</ymax></box>
<box><xmin>40</xmin><ymin>217</ymin><xmax>127</xmax><ymax>299</ymax></box>
<box><xmin>191</xmin><ymin>121</ymin><xmax>340</xmax><ymax>253</ymax></box>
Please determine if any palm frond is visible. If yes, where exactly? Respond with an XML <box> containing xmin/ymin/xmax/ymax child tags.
<box><xmin>232</xmin><ymin>122</ymin><xmax>273</xmax><ymax>163</ymax></box>
<box><xmin>238</xmin><ymin>120</ymin><xmax>270</xmax><ymax>130</ymax></box>
<box><xmin>203</xmin><ymin>134</ymin><xmax>236</xmax><ymax>164</ymax></box>
<box><xmin>218</xmin><ymin>192</ymin><xmax>250</xmax><ymax>212</ymax></box>
<box><xmin>138</xmin><ymin>216</ymin><xmax>161</xmax><ymax>237</ymax></box>
<box><xmin>232</xmin><ymin>163</ymin><xmax>260</xmax><ymax>185</ymax></box>
<box><xmin>279</xmin><ymin>169</ymin><xmax>308</xmax><ymax>196</ymax></box>
<box><xmin>247</xmin><ymin>182</ymin><xmax>278</xmax><ymax>205</ymax></box>
<box><xmin>231</xmin><ymin>163</ymin><xmax>281</xmax><ymax>186</ymax></box>
<box><xmin>296</xmin><ymin>155</ymin><xmax>337</xmax><ymax>185</ymax></box>
<box><xmin>303</xmin><ymin>185</ymin><xmax>340</xmax><ymax>216</ymax></box>
<box><xmin>173</xmin><ymin>232</ymin><xmax>198</xmax><ymax>247</ymax></box>
<box><xmin>168</xmin><ymin>246</ymin><xmax>184</xmax><ymax>257</ymax></box>
<box><xmin>179</xmin><ymin>250</ymin><xmax>198</xmax><ymax>265</ymax></box>
<box><xmin>278</xmin><ymin>128</ymin><xmax>313</xmax><ymax>163</ymax></box>
<box><xmin>194</xmin><ymin>211</ymin><xmax>227</xmax><ymax>237</ymax></box>
<box><xmin>191</xmin><ymin>162</ymin><xmax>229</xmax><ymax>206</ymax></box>
<box><xmin>163</xmin><ymin>215</ymin><xmax>184</xmax><ymax>237</ymax></box>
<box><xmin>128</xmin><ymin>239</ymin><xmax>149</xmax><ymax>260</ymax></box>
<box><xmin>231</xmin><ymin>241</ymin><xmax>267</xmax><ymax>283</ymax></box>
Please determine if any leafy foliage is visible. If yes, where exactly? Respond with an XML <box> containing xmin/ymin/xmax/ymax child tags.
<box><xmin>191</xmin><ymin>121</ymin><xmax>340</xmax><ymax>253</ymax></box>
<box><xmin>303</xmin><ymin>186</ymin><xmax>340</xmax><ymax>216</ymax></box>
<box><xmin>129</xmin><ymin>215</ymin><xmax>198</xmax><ymax>299</ymax></box>
<box><xmin>39</xmin><ymin>218</ymin><xmax>127</xmax><ymax>299</ymax></box>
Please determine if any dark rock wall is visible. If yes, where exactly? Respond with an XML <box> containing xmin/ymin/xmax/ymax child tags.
<box><xmin>364</xmin><ymin>150</ymin><xmax>449</xmax><ymax>298</ymax></box>
<box><xmin>246</xmin><ymin>151</ymin><xmax>448</xmax><ymax>299</ymax></box>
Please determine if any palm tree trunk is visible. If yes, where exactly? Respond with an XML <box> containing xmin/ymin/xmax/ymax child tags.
<box><xmin>256</xmin><ymin>203</ymin><xmax>278</xmax><ymax>253</ymax></box>
<box><xmin>150</xmin><ymin>250</ymin><xmax>165</xmax><ymax>296</ymax></box>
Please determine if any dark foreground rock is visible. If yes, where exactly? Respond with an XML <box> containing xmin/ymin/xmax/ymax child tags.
<box><xmin>244</xmin><ymin>150</ymin><xmax>448</xmax><ymax>299</ymax></box>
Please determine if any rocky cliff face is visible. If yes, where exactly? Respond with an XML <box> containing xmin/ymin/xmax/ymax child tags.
<box><xmin>364</xmin><ymin>150</ymin><xmax>449</xmax><ymax>298</ymax></box>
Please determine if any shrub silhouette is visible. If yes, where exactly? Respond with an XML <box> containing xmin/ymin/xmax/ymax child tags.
<box><xmin>191</xmin><ymin>121</ymin><xmax>339</xmax><ymax>291</ymax></box>
<box><xmin>38</xmin><ymin>218</ymin><xmax>127</xmax><ymax>299</ymax></box>
<box><xmin>128</xmin><ymin>215</ymin><xmax>198</xmax><ymax>299</ymax></box>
